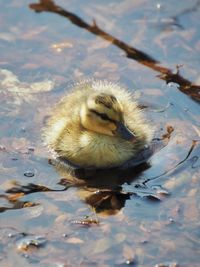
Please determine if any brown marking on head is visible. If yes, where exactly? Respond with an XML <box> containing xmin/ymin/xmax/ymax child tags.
<box><xmin>80</xmin><ymin>93</ymin><xmax>127</xmax><ymax>137</ymax></box>
<box><xmin>94</xmin><ymin>94</ymin><xmax>117</xmax><ymax>109</ymax></box>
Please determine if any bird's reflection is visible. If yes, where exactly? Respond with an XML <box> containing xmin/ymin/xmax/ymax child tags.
<box><xmin>2</xmin><ymin>130</ymin><xmax>171</xmax><ymax>215</ymax></box>
<box><xmin>56</xmin><ymin>161</ymin><xmax>151</xmax><ymax>215</ymax></box>
<box><xmin>1</xmin><ymin>160</ymin><xmax>150</xmax><ymax>215</ymax></box>
<box><xmin>51</xmin><ymin>135</ymin><xmax>171</xmax><ymax>214</ymax></box>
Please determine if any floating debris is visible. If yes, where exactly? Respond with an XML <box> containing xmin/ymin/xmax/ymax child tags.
<box><xmin>71</xmin><ymin>217</ymin><xmax>99</xmax><ymax>227</ymax></box>
<box><xmin>16</xmin><ymin>235</ymin><xmax>47</xmax><ymax>252</ymax></box>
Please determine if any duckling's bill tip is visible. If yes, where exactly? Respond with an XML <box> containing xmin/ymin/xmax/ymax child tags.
<box><xmin>115</xmin><ymin>122</ymin><xmax>136</xmax><ymax>141</ymax></box>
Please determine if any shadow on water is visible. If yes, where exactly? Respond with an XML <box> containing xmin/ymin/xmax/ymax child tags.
<box><xmin>29</xmin><ymin>0</ymin><xmax>200</xmax><ymax>102</ymax></box>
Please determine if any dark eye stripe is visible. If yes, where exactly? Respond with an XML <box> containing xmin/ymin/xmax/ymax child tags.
<box><xmin>89</xmin><ymin>109</ymin><xmax>116</xmax><ymax>122</ymax></box>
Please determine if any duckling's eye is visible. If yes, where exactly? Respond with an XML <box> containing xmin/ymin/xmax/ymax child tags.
<box><xmin>90</xmin><ymin>109</ymin><xmax>112</xmax><ymax>122</ymax></box>
<box><xmin>99</xmin><ymin>113</ymin><xmax>110</xmax><ymax>121</ymax></box>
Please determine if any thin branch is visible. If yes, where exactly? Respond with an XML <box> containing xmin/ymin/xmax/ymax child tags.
<box><xmin>30</xmin><ymin>0</ymin><xmax>200</xmax><ymax>102</ymax></box>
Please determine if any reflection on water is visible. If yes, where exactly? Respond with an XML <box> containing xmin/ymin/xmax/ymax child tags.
<box><xmin>2</xmin><ymin>129</ymin><xmax>173</xmax><ymax>215</ymax></box>
<box><xmin>1</xmin><ymin>160</ymin><xmax>155</xmax><ymax>215</ymax></box>
<box><xmin>0</xmin><ymin>0</ymin><xmax>200</xmax><ymax>266</ymax></box>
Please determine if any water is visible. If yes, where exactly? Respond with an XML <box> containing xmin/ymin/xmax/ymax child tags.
<box><xmin>0</xmin><ymin>0</ymin><xmax>200</xmax><ymax>266</ymax></box>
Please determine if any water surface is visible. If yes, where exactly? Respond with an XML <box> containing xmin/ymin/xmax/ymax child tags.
<box><xmin>0</xmin><ymin>1</ymin><xmax>200</xmax><ymax>266</ymax></box>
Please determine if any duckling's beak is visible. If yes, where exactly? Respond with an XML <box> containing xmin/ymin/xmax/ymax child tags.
<box><xmin>114</xmin><ymin>122</ymin><xmax>136</xmax><ymax>141</ymax></box>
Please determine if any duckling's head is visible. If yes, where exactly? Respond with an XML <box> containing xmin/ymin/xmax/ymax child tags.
<box><xmin>80</xmin><ymin>93</ymin><xmax>135</xmax><ymax>141</ymax></box>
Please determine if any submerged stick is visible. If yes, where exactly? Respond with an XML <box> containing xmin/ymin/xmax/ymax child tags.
<box><xmin>30</xmin><ymin>0</ymin><xmax>200</xmax><ymax>102</ymax></box>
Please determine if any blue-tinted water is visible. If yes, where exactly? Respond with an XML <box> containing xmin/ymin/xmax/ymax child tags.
<box><xmin>0</xmin><ymin>1</ymin><xmax>200</xmax><ymax>266</ymax></box>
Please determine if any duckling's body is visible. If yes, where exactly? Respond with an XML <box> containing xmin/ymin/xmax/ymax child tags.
<box><xmin>43</xmin><ymin>80</ymin><xmax>153</xmax><ymax>168</ymax></box>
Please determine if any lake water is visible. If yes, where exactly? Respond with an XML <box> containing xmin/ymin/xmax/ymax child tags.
<box><xmin>0</xmin><ymin>1</ymin><xmax>200</xmax><ymax>266</ymax></box>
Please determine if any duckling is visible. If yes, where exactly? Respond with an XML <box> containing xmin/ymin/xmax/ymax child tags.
<box><xmin>43</xmin><ymin>80</ymin><xmax>153</xmax><ymax>169</ymax></box>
